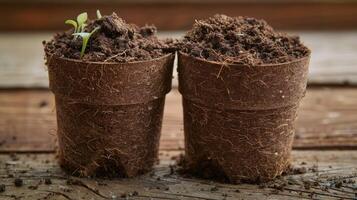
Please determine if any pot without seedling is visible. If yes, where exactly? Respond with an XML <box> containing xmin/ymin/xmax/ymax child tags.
<box><xmin>44</xmin><ymin>11</ymin><xmax>174</xmax><ymax>177</ymax></box>
<box><xmin>177</xmin><ymin>15</ymin><xmax>311</xmax><ymax>183</ymax></box>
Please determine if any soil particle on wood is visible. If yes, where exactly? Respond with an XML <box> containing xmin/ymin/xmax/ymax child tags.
<box><xmin>28</xmin><ymin>185</ymin><xmax>38</xmax><ymax>190</ymax></box>
<box><xmin>39</xmin><ymin>100</ymin><xmax>48</xmax><ymax>108</ymax></box>
<box><xmin>120</xmin><ymin>193</ymin><xmax>128</xmax><ymax>198</ymax></box>
<box><xmin>44</xmin><ymin>178</ymin><xmax>52</xmax><ymax>185</ymax></box>
<box><xmin>44</xmin><ymin>12</ymin><xmax>174</xmax><ymax>62</ymax></box>
<box><xmin>132</xmin><ymin>191</ymin><xmax>139</xmax><ymax>196</ymax></box>
<box><xmin>0</xmin><ymin>184</ymin><xmax>5</xmax><ymax>193</ymax></box>
<box><xmin>14</xmin><ymin>178</ymin><xmax>23</xmax><ymax>187</ymax></box>
<box><xmin>335</xmin><ymin>180</ymin><xmax>343</xmax><ymax>188</ymax></box>
<box><xmin>59</xmin><ymin>185</ymin><xmax>72</xmax><ymax>193</ymax></box>
<box><xmin>9</xmin><ymin>153</ymin><xmax>19</xmax><ymax>161</ymax></box>
<box><xmin>66</xmin><ymin>178</ymin><xmax>83</xmax><ymax>186</ymax></box>
<box><xmin>120</xmin><ymin>191</ymin><xmax>139</xmax><ymax>198</ymax></box>
<box><xmin>283</xmin><ymin>165</ymin><xmax>308</xmax><ymax>175</ymax></box>
<box><xmin>179</xmin><ymin>14</ymin><xmax>310</xmax><ymax>65</ymax></box>
<box><xmin>210</xmin><ymin>186</ymin><xmax>219</xmax><ymax>192</ymax></box>
<box><xmin>309</xmin><ymin>164</ymin><xmax>319</xmax><ymax>173</ymax></box>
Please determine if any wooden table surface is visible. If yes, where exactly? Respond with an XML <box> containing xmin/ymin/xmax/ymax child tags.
<box><xmin>0</xmin><ymin>32</ymin><xmax>357</xmax><ymax>199</ymax></box>
<box><xmin>0</xmin><ymin>87</ymin><xmax>356</xmax><ymax>200</ymax></box>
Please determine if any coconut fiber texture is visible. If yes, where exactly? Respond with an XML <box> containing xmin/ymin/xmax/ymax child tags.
<box><xmin>178</xmin><ymin>14</ymin><xmax>310</xmax><ymax>66</ymax></box>
<box><xmin>178</xmin><ymin>52</ymin><xmax>310</xmax><ymax>183</ymax></box>
<box><xmin>46</xmin><ymin>54</ymin><xmax>174</xmax><ymax>177</ymax></box>
<box><xmin>44</xmin><ymin>12</ymin><xmax>174</xmax><ymax>62</ymax></box>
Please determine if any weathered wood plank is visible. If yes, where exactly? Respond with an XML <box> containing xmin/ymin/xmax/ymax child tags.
<box><xmin>0</xmin><ymin>150</ymin><xmax>356</xmax><ymax>200</ymax></box>
<box><xmin>0</xmin><ymin>33</ymin><xmax>50</xmax><ymax>88</ymax></box>
<box><xmin>1</xmin><ymin>31</ymin><xmax>357</xmax><ymax>88</ymax></box>
<box><xmin>300</xmin><ymin>32</ymin><xmax>357</xmax><ymax>85</ymax></box>
<box><xmin>0</xmin><ymin>90</ymin><xmax>56</xmax><ymax>152</ymax></box>
<box><xmin>0</xmin><ymin>87</ymin><xmax>356</xmax><ymax>152</ymax></box>
<box><xmin>1</xmin><ymin>1</ymin><xmax>357</xmax><ymax>31</ymax></box>
<box><xmin>295</xmin><ymin>87</ymin><xmax>357</xmax><ymax>149</ymax></box>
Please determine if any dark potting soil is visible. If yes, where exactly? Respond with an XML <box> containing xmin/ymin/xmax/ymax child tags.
<box><xmin>179</xmin><ymin>14</ymin><xmax>310</xmax><ymax>65</ymax></box>
<box><xmin>0</xmin><ymin>184</ymin><xmax>5</xmax><ymax>193</ymax></box>
<box><xmin>44</xmin><ymin>12</ymin><xmax>174</xmax><ymax>62</ymax></box>
<box><xmin>14</xmin><ymin>178</ymin><xmax>23</xmax><ymax>187</ymax></box>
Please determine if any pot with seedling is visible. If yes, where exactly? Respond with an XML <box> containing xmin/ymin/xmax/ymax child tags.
<box><xmin>44</xmin><ymin>11</ymin><xmax>174</xmax><ymax>177</ymax></box>
<box><xmin>177</xmin><ymin>15</ymin><xmax>310</xmax><ymax>183</ymax></box>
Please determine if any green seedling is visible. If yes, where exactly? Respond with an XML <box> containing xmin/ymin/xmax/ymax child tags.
<box><xmin>77</xmin><ymin>12</ymin><xmax>88</xmax><ymax>32</ymax></box>
<box><xmin>65</xmin><ymin>12</ymin><xmax>88</xmax><ymax>33</ymax></box>
<box><xmin>96</xmin><ymin>10</ymin><xmax>102</xmax><ymax>19</ymax></box>
<box><xmin>65</xmin><ymin>11</ymin><xmax>101</xmax><ymax>58</ymax></box>
<box><xmin>73</xmin><ymin>27</ymin><xmax>100</xmax><ymax>58</ymax></box>
<box><xmin>65</xmin><ymin>20</ymin><xmax>78</xmax><ymax>32</ymax></box>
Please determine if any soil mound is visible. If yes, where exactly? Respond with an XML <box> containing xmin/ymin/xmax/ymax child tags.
<box><xmin>44</xmin><ymin>12</ymin><xmax>174</xmax><ymax>62</ymax></box>
<box><xmin>179</xmin><ymin>14</ymin><xmax>310</xmax><ymax>65</ymax></box>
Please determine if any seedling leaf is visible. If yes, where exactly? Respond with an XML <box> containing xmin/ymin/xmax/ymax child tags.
<box><xmin>65</xmin><ymin>20</ymin><xmax>78</xmax><ymax>32</ymax></box>
<box><xmin>96</xmin><ymin>10</ymin><xmax>102</xmax><ymax>19</ymax></box>
<box><xmin>72</xmin><ymin>27</ymin><xmax>100</xmax><ymax>58</ymax></box>
<box><xmin>77</xmin><ymin>12</ymin><xmax>88</xmax><ymax>27</ymax></box>
<box><xmin>76</xmin><ymin>12</ymin><xmax>88</xmax><ymax>33</ymax></box>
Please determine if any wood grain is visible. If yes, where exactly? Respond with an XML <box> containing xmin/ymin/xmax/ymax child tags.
<box><xmin>1</xmin><ymin>31</ymin><xmax>357</xmax><ymax>89</ymax></box>
<box><xmin>0</xmin><ymin>90</ymin><xmax>56</xmax><ymax>152</ymax></box>
<box><xmin>0</xmin><ymin>88</ymin><xmax>356</xmax><ymax>153</ymax></box>
<box><xmin>1</xmin><ymin>1</ymin><xmax>357</xmax><ymax>31</ymax></box>
<box><xmin>295</xmin><ymin>87</ymin><xmax>357</xmax><ymax>149</ymax></box>
<box><xmin>0</xmin><ymin>150</ymin><xmax>356</xmax><ymax>199</ymax></box>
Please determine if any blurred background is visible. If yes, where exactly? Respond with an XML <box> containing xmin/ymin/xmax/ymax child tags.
<box><xmin>0</xmin><ymin>0</ymin><xmax>357</xmax><ymax>152</ymax></box>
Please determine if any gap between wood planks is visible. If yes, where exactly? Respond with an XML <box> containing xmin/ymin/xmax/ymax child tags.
<box><xmin>0</xmin><ymin>86</ymin><xmax>357</xmax><ymax>153</ymax></box>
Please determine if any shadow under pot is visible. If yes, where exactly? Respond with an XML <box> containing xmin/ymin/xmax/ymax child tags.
<box><xmin>177</xmin><ymin>52</ymin><xmax>310</xmax><ymax>183</ymax></box>
<box><xmin>46</xmin><ymin>53</ymin><xmax>174</xmax><ymax>177</ymax></box>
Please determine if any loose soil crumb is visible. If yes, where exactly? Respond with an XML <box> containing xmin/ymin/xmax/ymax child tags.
<box><xmin>9</xmin><ymin>153</ymin><xmax>19</xmax><ymax>161</ymax></box>
<box><xmin>309</xmin><ymin>164</ymin><xmax>319</xmax><ymax>173</ymax></box>
<box><xmin>210</xmin><ymin>186</ymin><xmax>219</xmax><ymax>191</ymax></box>
<box><xmin>335</xmin><ymin>180</ymin><xmax>343</xmax><ymax>188</ymax></box>
<box><xmin>44</xmin><ymin>12</ymin><xmax>174</xmax><ymax>62</ymax></box>
<box><xmin>44</xmin><ymin>178</ymin><xmax>52</xmax><ymax>185</ymax></box>
<box><xmin>179</xmin><ymin>14</ymin><xmax>310</xmax><ymax>65</ymax></box>
<box><xmin>39</xmin><ymin>100</ymin><xmax>48</xmax><ymax>108</ymax></box>
<box><xmin>28</xmin><ymin>185</ymin><xmax>38</xmax><ymax>190</ymax></box>
<box><xmin>283</xmin><ymin>166</ymin><xmax>308</xmax><ymax>175</ymax></box>
<box><xmin>14</xmin><ymin>178</ymin><xmax>23</xmax><ymax>187</ymax></box>
<box><xmin>0</xmin><ymin>184</ymin><xmax>5</xmax><ymax>193</ymax></box>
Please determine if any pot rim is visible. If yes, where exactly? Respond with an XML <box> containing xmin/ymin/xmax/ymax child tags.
<box><xmin>178</xmin><ymin>51</ymin><xmax>310</xmax><ymax>67</ymax></box>
<box><xmin>46</xmin><ymin>52</ymin><xmax>174</xmax><ymax>65</ymax></box>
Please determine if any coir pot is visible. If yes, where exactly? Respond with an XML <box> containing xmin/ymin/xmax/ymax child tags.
<box><xmin>45</xmin><ymin>53</ymin><xmax>174</xmax><ymax>177</ymax></box>
<box><xmin>178</xmin><ymin>52</ymin><xmax>310</xmax><ymax>183</ymax></box>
